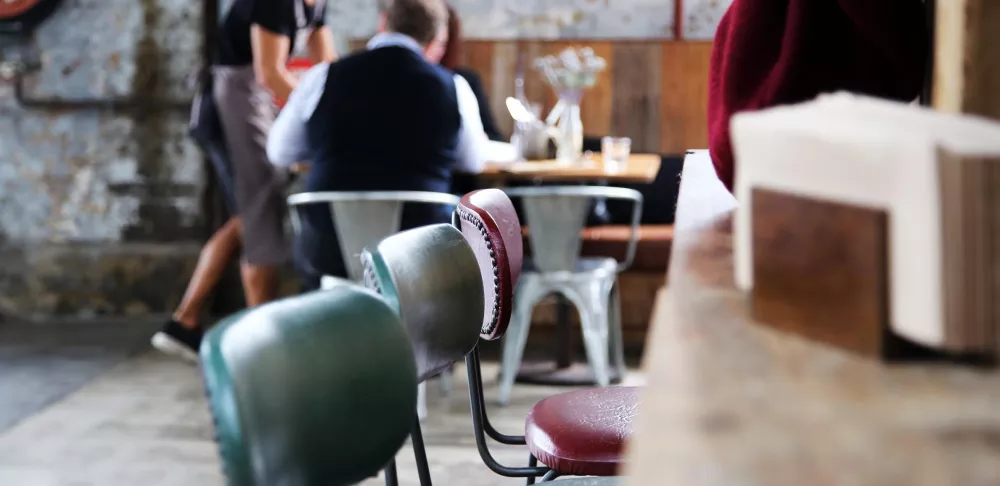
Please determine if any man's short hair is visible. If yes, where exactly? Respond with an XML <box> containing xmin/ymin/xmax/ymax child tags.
<box><xmin>378</xmin><ymin>0</ymin><xmax>448</xmax><ymax>46</ymax></box>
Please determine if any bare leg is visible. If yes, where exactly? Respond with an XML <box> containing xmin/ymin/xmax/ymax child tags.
<box><xmin>240</xmin><ymin>264</ymin><xmax>280</xmax><ymax>308</ymax></box>
<box><xmin>172</xmin><ymin>218</ymin><xmax>242</xmax><ymax>329</ymax></box>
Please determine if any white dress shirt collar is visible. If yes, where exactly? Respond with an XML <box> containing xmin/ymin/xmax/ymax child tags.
<box><xmin>366</xmin><ymin>32</ymin><xmax>423</xmax><ymax>55</ymax></box>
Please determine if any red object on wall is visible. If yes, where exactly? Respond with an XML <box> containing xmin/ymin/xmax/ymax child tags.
<box><xmin>0</xmin><ymin>0</ymin><xmax>42</xmax><ymax>18</ymax></box>
<box><xmin>275</xmin><ymin>57</ymin><xmax>315</xmax><ymax>109</ymax></box>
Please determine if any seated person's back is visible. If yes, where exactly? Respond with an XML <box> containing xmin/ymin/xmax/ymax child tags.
<box><xmin>267</xmin><ymin>0</ymin><xmax>485</xmax><ymax>288</ymax></box>
<box><xmin>312</xmin><ymin>41</ymin><xmax>460</xmax><ymax>194</ymax></box>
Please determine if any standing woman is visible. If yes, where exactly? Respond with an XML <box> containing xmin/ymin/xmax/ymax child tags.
<box><xmin>152</xmin><ymin>0</ymin><xmax>338</xmax><ymax>362</ymax></box>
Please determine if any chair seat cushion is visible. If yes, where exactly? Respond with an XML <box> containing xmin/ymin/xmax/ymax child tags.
<box><xmin>525</xmin><ymin>387</ymin><xmax>638</xmax><ymax>476</ymax></box>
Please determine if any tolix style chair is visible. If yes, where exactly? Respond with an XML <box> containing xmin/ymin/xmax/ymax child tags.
<box><xmin>199</xmin><ymin>285</ymin><xmax>418</xmax><ymax>486</ymax></box>
<box><xmin>287</xmin><ymin>191</ymin><xmax>461</xmax><ymax>283</ymax></box>
<box><xmin>498</xmin><ymin>186</ymin><xmax>643</xmax><ymax>406</ymax></box>
<box><xmin>362</xmin><ymin>190</ymin><xmax>630</xmax><ymax>484</ymax></box>
<box><xmin>287</xmin><ymin>190</ymin><xmax>460</xmax><ymax>422</ymax></box>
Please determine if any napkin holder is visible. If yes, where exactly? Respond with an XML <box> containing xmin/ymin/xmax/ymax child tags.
<box><xmin>749</xmin><ymin>188</ymin><xmax>897</xmax><ymax>358</ymax></box>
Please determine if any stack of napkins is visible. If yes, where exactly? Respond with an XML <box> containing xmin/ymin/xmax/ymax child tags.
<box><xmin>731</xmin><ymin>93</ymin><xmax>1000</xmax><ymax>353</ymax></box>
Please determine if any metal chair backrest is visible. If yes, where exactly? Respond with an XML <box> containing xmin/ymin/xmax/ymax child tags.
<box><xmin>361</xmin><ymin>223</ymin><xmax>483</xmax><ymax>381</ymax></box>
<box><xmin>455</xmin><ymin>189</ymin><xmax>523</xmax><ymax>341</ymax></box>
<box><xmin>200</xmin><ymin>287</ymin><xmax>418</xmax><ymax>486</ymax></box>
<box><xmin>287</xmin><ymin>191</ymin><xmax>461</xmax><ymax>280</ymax></box>
<box><xmin>503</xmin><ymin>186</ymin><xmax>644</xmax><ymax>273</ymax></box>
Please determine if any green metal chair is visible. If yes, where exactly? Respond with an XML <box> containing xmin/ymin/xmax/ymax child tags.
<box><xmin>200</xmin><ymin>285</ymin><xmax>419</xmax><ymax>486</ymax></box>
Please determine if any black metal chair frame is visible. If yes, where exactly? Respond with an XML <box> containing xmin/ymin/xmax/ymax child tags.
<box><xmin>383</xmin><ymin>415</ymin><xmax>433</xmax><ymax>486</ymax></box>
<box><xmin>384</xmin><ymin>213</ymin><xmax>588</xmax><ymax>486</ymax></box>
<box><xmin>465</xmin><ymin>346</ymin><xmax>551</xmax><ymax>484</ymax></box>
<box><xmin>390</xmin><ymin>346</ymin><xmax>553</xmax><ymax>486</ymax></box>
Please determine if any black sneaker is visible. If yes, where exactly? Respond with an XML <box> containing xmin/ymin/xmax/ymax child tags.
<box><xmin>151</xmin><ymin>320</ymin><xmax>204</xmax><ymax>364</ymax></box>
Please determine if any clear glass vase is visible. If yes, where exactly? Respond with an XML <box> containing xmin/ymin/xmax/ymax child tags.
<box><xmin>552</xmin><ymin>90</ymin><xmax>584</xmax><ymax>164</ymax></box>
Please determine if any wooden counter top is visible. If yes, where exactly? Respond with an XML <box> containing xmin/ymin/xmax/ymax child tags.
<box><xmin>290</xmin><ymin>153</ymin><xmax>661</xmax><ymax>184</ymax></box>
<box><xmin>624</xmin><ymin>151</ymin><xmax>1000</xmax><ymax>485</ymax></box>
<box><xmin>481</xmin><ymin>153</ymin><xmax>661</xmax><ymax>184</ymax></box>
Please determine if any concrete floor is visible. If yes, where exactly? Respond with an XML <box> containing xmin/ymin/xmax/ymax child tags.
<box><xmin>0</xmin><ymin>326</ymin><xmax>643</xmax><ymax>486</ymax></box>
<box><xmin>0</xmin><ymin>320</ymin><xmax>161</xmax><ymax>432</ymax></box>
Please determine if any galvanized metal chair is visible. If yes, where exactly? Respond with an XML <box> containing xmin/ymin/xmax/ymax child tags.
<box><xmin>287</xmin><ymin>191</ymin><xmax>461</xmax><ymax>281</ymax></box>
<box><xmin>199</xmin><ymin>286</ymin><xmax>418</xmax><ymax>486</ymax></box>
<box><xmin>287</xmin><ymin>190</ymin><xmax>461</xmax><ymax>421</ymax></box>
<box><xmin>498</xmin><ymin>186</ymin><xmax>642</xmax><ymax>406</ymax></box>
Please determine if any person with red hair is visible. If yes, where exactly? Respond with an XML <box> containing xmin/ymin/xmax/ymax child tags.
<box><xmin>706</xmin><ymin>0</ymin><xmax>930</xmax><ymax>191</ymax></box>
<box><xmin>428</xmin><ymin>4</ymin><xmax>504</xmax><ymax>141</ymax></box>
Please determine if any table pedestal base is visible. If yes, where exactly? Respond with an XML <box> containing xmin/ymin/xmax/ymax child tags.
<box><xmin>514</xmin><ymin>361</ymin><xmax>623</xmax><ymax>387</ymax></box>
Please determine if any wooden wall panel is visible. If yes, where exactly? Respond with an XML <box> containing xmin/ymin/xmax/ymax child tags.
<box><xmin>345</xmin><ymin>38</ymin><xmax>714</xmax><ymax>156</ymax></box>
<box><xmin>659</xmin><ymin>41</ymin><xmax>713</xmax><ymax>154</ymax></box>
<box><xmin>933</xmin><ymin>0</ymin><xmax>1000</xmax><ymax>120</ymax></box>
<box><xmin>519</xmin><ymin>41</ymin><xmax>550</xmax><ymax>110</ymax></box>
<box><xmin>463</xmin><ymin>41</ymin><xmax>498</xmax><ymax>132</ymax></box>
<box><xmin>485</xmin><ymin>41</ymin><xmax>517</xmax><ymax>137</ymax></box>
<box><xmin>464</xmin><ymin>41</ymin><xmax>494</xmax><ymax>94</ymax></box>
<box><xmin>611</xmin><ymin>42</ymin><xmax>662</xmax><ymax>153</ymax></box>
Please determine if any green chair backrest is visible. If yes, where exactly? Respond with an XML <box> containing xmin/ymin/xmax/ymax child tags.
<box><xmin>200</xmin><ymin>286</ymin><xmax>418</xmax><ymax>486</ymax></box>
<box><xmin>361</xmin><ymin>223</ymin><xmax>484</xmax><ymax>381</ymax></box>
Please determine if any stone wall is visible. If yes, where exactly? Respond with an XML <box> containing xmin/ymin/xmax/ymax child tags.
<box><xmin>0</xmin><ymin>0</ymin><xmax>205</xmax><ymax>319</ymax></box>
<box><xmin>330</xmin><ymin>0</ymin><xmax>732</xmax><ymax>41</ymax></box>
<box><xmin>0</xmin><ymin>0</ymin><xmax>733</xmax><ymax>320</ymax></box>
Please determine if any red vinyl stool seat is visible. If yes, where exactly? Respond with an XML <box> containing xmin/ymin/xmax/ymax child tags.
<box><xmin>525</xmin><ymin>387</ymin><xmax>638</xmax><ymax>476</ymax></box>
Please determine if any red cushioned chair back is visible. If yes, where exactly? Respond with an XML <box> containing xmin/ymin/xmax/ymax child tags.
<box><xmin>455</xmin><ymin>189</ymin><xmax>523</xmax><ymax>341</ymax></box>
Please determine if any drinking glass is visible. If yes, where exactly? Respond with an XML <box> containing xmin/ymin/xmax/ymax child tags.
<box><xmin>602</xmin><ymin>136</ymin><xmax>632</xmax><ymax>172</ymax></box>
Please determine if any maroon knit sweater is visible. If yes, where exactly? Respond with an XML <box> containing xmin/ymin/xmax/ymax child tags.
<box><xmin>707</xmin><ymin>0</ymin><xmax>930</xmax><ymax>191</ymax></box>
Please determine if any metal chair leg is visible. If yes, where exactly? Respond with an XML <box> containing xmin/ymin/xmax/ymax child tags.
<box><xmin>539</xmin><ymin>469</ymin><xmax>562</xmax><ymax>482</ymax></box>
<box><xmin>411</xmin><ymin>417</ymin><xmax>433</xmax><ymax>486</ymax></box>
<box><xmin>465</xmin><ymin>350</ymin><xmax>551</xmax><ymax>478</ymax></box>
<box><xmin>526</xmin><ymin>454</ymin><xmax>538</xmax><ymax>485</ymax></box>
<box><xmin>384</xmin><ymin>459</ymin><xmax>398</xmax><ymax>486</ymax></box>
<box><xmin>417</xmin><ymin>382</ymin><xmax>428</xmax><ymax>422</ymax></box>
<box><xmin>499</xmin><ymin>279</ymin><xmax>542</xmax><ymax>406</ymax></box>
<box><xmin>608</xmin><ymin>282</ymin><xmax>627</xmax><ymax>377</ymax></box>
<box><xmin>562</xmin><ymin>284</ymin><xmax>611</xmax><ymax>387</ymax></box>
<box><xmin>438</xmin><ymin>366</ymin><xmax>453</xmax><ymax>397</ymax></box>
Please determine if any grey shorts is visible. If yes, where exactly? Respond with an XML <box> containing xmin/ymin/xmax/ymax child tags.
<box><xmin>212</xmin><ymin>65</ymin><xmax>289</xmax><ymax>266</ymax></box>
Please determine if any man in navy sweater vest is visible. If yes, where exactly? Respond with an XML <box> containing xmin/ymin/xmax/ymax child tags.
<box><xmin>267</xmin><ymin>0</ymin><xmax>488</xmax><ymax>290</ymax></box>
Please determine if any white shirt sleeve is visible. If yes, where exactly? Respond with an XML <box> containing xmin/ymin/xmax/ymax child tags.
<box><xmin>266</xmin><ymin>63</ymin><xmax>331</xmax><ymax>167</ymax></box>
<box><xmin>452</xmin><ymin>73</ymin><xmax>489</xmax><ymax>174</ymax></box>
